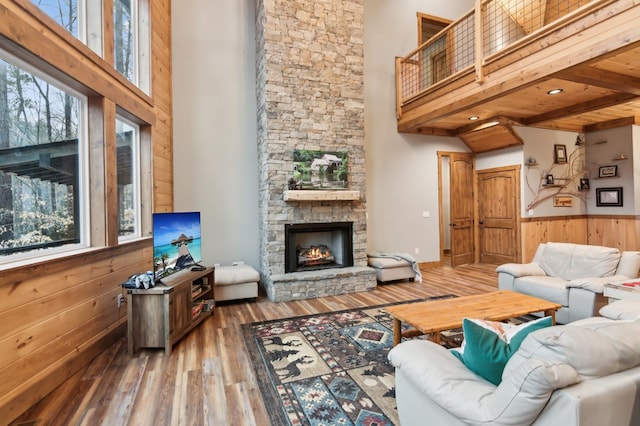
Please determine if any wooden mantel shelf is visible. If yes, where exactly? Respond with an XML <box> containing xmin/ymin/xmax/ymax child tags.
<box><xmin>284</xmin><ymin>190</ymin><xmax>360</xmax><ymax>201</ymax></box>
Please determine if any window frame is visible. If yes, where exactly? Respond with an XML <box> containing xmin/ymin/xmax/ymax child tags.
<box><xmin>115</xmin><ymin>114</ymin><xmax>141</xmax><ymax>242</ymax></box>
<box><xmin>0</xmin><ymin>49</ymin><xmax>90</xmax><ymax>266</ymax></box>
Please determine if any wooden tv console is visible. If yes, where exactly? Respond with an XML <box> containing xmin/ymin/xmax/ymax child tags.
<box><xmin>126</xmin><ymin>266</ymin><xmax>215</xmax><ymax>355</ymax></box>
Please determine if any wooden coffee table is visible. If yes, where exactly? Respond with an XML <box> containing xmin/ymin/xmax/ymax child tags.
<box><xmin>385</xmin><ymin>290</ymin><xmax>561</xmax><ymax>346</ymax></box>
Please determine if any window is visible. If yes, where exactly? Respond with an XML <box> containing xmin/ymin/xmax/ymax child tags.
<box><xmin>32</xmin><ymin>0</ymin><xmax>149</xmax><ymax>92</ymax></box>
<box><xmin>31</xmin><ymin>0</ymin><xmax>80</xmax><ymax>38</ymax></box>
<box><xmin>114</xmin><ymin>0</ymin><xmax>137</xmax><ymax>84</ymax></box>
<box><xmin>116</xmin><ymin>116</ymin><xmax>140</xmax><ymax>240</ymax></box>
<box><xmin>0</xmin><ymin>53</ymin><xmax>86</xmax><ymax>262</ymax></box>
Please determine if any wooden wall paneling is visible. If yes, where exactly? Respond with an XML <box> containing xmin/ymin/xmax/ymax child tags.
<box><xmin>89</xmin><ymin>97</ymin><xmax>108</xmax><ymax>247</ymax></box>
<box><xmin>104</xmin><ymin>100</ymin><xmax>119</xmax><ymax>246</ymax></box>
<box><xmin>0</xmin><ymin>248</ymin><xmax>149</xmax><ymax>338</ymax></box>
<box><xmin>0</xmin><ymin>245</ymin><xmax>150</xmax><ymax>314</ymax></box>
<box><xmin>520</xmin><ymin>216</ymin><xmax>589</xmax><ymax>261</ymax></box>
<box><xmin>140</xmin><ymin>126</ymin><xmax>154</xmax><ymax>237</ymax></box>
<box><xmin>151</xmin><ymin>0</ymin><xmax>173</xmax><ymax>212</ymax></box>
<box><xmin>587</xmin><ymin>216</ymin><xmax>640</xmax><ymax>251</ymax></box>
<box><xmin>0</xmin><ymin>242</ymin><xmax>152</xmax><ymax>421</ymax></box>
<box><xmin>0</xmin><ymin>287</ymin><xmax>123</xmax><ymax>393</ymax></box>
<box><xmin>102</xmin><ymin>0</ymin><xmax>115</xmax><ymax>66</ymax></box>
<box><xmin>0</xmin><ymin>0</ymin><xmax>172</xmax><ymax>422</ymax></box>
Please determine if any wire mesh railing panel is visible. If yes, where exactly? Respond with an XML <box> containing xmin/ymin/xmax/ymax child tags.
<box><xmin>399</xmin><ymin>13</ymin><xmax>474</xmax><ymax>103</ymax></box>
<box><xmin>398</xmin><ymin>0</ymin><xmax>598</xmax><ymax>106</ymax></box>
<box><xmin>451</xmin><ymin>13</ymin><xmax>475</xmax><ymax>74</ymax></box>
<box><xmin>483</xmin><ymin>0</ymin><xmax>594</xmax><ymax>56</ymax></box>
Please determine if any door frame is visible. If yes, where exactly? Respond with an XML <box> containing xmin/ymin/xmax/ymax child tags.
<box><xmin>437</xmin><ymin>151</ymin><xmax>478</xmax><ymax>266</ymax></box>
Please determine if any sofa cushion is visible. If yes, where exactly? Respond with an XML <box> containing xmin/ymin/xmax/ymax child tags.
<box><xmin>504</xmin><ymin>320</ymin><xmax>640</xmax><ymax>381</ymax></box>
<box><xmin>600</xmin><ymin>300</ymin><xmax>640</xmax><ymax>321</ymax></box>
<box><xmin>567</xmin><ymin>274</ymin><xmax>630</xmax><ymax>293</ymax></box>
<box><xmin>513</xmin><ymin>275</ymin><xmax>569</xmax><ymax>306</ymax></box>
<box><xmin>495</xmin><ymin>262</ymin><xmax>546</xmax><ymax>278</ymax></box>
<box><xmin>451</xmin><ymin>317</ymin><xmax>553</xmax><ymax>385</ymax></box>
<box><xmin>616</xmin><ymin>251</ymin><xmax>640</xmax><ymax>278</ymax></box>
<box><xmin>539</xmin><ymin>243</ymin><xmax>620</xmax><ymax>280</ymax></box>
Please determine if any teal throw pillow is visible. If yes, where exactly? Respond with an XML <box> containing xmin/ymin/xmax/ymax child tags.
<box><xmin>450</xmin><ymin>316</ymin><xmax>553</xmax><ymax>385</ymax></box>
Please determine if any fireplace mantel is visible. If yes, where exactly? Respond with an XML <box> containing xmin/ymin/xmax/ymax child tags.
<box><xmin>283</xmin><ymin>190</ymin><xmax>360</xmax><ymax>202</ymax></box>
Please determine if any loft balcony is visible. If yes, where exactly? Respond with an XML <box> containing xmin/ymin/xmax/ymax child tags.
<box><xmin>396</xmin><ymin>0</ymin><xmax>640</xmax><ymax>153</ymax></box>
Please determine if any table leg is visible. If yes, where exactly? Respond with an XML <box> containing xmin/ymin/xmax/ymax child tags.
<box><xmin>544</xmin><ymin>309</ymin><xmax>557</xmax><ymax>325</ymax></box>
<box><xmin>393</xmin><ymin>318</ymin><xmax>402</xmax><ymax>346</ymax></box>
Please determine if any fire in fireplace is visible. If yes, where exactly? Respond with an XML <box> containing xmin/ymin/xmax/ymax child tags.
<box><xmin>298</xmin><ymin>244</ymin><xmax>335</xmax><ymax>268</ymax></box>
<box><xmin>285</xmin><ymin>222</ymin><xmax>353</xmax><ymax>273</ymax></box>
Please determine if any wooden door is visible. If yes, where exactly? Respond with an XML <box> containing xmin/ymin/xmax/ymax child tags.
<box><xmin>477</xmin><ymin>166</ymin><xmax>520</xmax><ymax>264</ymax></box>
<box><xmin>449</xmin><ymin>153</ymin><xmax>475</xmax><ymax>267</ymax></box>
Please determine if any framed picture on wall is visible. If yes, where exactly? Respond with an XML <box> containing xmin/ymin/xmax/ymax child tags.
<box><xmin>598</xmin><ymin>165</ymin><xmax>617</xmax><ymax>178</ymax></box>
<box><xmin>596</xmin><ymin>187</ymin><xmax>623</xmax><ymax>207</ymax></box>
<box><xmin>554</xmin><ymin>144</ymin><xmax>567</xmax><ymax>164</ymax></box>
<box><xmin>579</xmin><ymin>178</ymin><xmax>590</xmax><ymax>190</ymax></box>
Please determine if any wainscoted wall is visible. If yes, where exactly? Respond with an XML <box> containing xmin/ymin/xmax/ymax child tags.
<box><xmin>521</xmin><ymin>215</ymin><xmax>640</xmax><ymax>262</ymax></box>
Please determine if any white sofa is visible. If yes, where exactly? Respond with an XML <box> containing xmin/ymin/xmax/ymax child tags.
<box><xmin>389</xmin><ymin>319</ymin><xmax>640</xmax><ymax>426</ymax></box>
<box><xmin>496</xmin><ymin>242</ymin><xmax>640</xmax><ymax>323</ymax></box>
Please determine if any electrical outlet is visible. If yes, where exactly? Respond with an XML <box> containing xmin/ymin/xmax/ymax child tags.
<box><xmin>117</xmin><ymin>294</ymin><xmax>125</xmax><ymax>308</ymax></box>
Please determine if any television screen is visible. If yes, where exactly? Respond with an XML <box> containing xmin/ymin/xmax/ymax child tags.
<box><xmin>152</xmin><ymin>211</ymin><xmax>202</xmax><ymax>280</ymax></box>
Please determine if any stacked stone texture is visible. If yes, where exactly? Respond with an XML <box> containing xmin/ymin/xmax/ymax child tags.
<box><xmin>256</xmin><ymin>0</ymin><xmax>375</xmax><ymax>302</ymax></box>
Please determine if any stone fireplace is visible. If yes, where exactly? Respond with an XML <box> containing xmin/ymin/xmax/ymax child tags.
<box><xmin>255</xmin><ymin>0</ymin><xmax>376</xmax><ymax>302</ymax></box>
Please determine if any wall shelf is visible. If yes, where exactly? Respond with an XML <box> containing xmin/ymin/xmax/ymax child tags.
<box><xmin>284</xmin><ymin>190</ymin><xmax>360</xmax><ymax>201</ymax></box>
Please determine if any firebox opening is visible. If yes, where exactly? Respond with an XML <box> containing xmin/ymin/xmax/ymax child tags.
<box><xmin>285</xmin><ymin>222</ymin><xmax>354</xmax><ymax>273</ymax></box>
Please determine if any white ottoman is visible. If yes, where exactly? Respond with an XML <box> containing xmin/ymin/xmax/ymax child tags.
<box><xmin>367</xmin><ymin>255</ymin><xmax>416</xmax><ymax>283</ymax></box>
<box><xmin>214</xmin><ymin>264</ymin><xmax>259</xmax><ymax>302</ymax></box>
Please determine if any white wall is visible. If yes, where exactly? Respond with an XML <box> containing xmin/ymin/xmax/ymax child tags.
<box><xmin>172</xmin><ymin>0</ymin><xmax>259</xmax><ymax>267</ymax></box>
<box><xmin>171</xmin><ymin>0</ymin><xmax>475</xmax><ymax>266</ymax></box>
<box><xmin>517</xmin><ymin>127</ymin><xmax>587</xmax><ymax>217</ymax></box>
<box><xmin>171</xmin><ymin>1</ymin><xmax>638</xmax><ymax>267</ymax></box>
<box><xmin>364</xmin><ymin>0</ymin><xmax>473</xmax><ymax>262</ymax></box>
<box><xmin>586</xmin><ymin>127</ymin><xmax>635</xmax><ymax>215</ymax></box>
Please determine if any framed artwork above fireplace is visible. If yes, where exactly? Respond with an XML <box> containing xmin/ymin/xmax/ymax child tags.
<box><xmin>292</xmin><ymin>149</ymin><xmax>347</xmax><ymax>190</ymax></box>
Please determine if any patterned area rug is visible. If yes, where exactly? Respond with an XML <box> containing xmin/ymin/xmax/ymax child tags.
<box><xmin>241</xmin><ymin>296</ymin><xmax>455</xmax><ymax>426</ymax></box>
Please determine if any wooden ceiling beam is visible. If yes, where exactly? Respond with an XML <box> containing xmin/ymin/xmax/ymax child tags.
<box><xmin>521</xmin><ymin>93</ymin><xmax>639</xmax><ymax>126</ymax></box>
<box><xmin>584</xmin><ymin>116</ymin><xmax>640</xmax><ymax>132</ymax></box>
<box><xmin>554</xmin><ymin>68</ymin><xmax>640</xmax><ymax>96</ymax></box>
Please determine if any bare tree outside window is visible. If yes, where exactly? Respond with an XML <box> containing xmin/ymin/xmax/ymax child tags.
<box><xmin>31</xmin><ymin>0</ymin><xmax>79</xmax><ymax>37</ymax></box>
<box><xmin>115</xmin><ymin>0</ymin><xmax>136</xmax><ymax>83</ymax></box>
<box><xmin>0</xmin><ymin>57</ymin><xmax>82</xmax><ymax>258</ymax></box>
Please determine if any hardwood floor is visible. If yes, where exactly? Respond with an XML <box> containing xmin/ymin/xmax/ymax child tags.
<box><xmin>11</xmin><ymin>260</ymin><xmax>499</xmax><ymax>426</ymax></box>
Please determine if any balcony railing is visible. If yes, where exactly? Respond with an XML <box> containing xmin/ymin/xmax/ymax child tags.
<box><xmin>396</xmin><ymin>0</ymin><xmax>600</xmax><ymax>111</ymax></box>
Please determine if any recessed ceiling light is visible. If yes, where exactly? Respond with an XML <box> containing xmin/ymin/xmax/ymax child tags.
<box><xmin>469</xmin><ymin>116</ymin><xmax>480</xmax><ymax>121</ymax></box>
<box><xmin>547</xmin><ymin>89</ymin><xmax>563</xmax><ymax>95</ymax></box>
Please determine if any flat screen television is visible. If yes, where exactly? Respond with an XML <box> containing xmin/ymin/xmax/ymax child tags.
<box><xmin>152</xmin><ymin>211</ymin><xmax>202</xmax><ymax>281</ymax></box>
